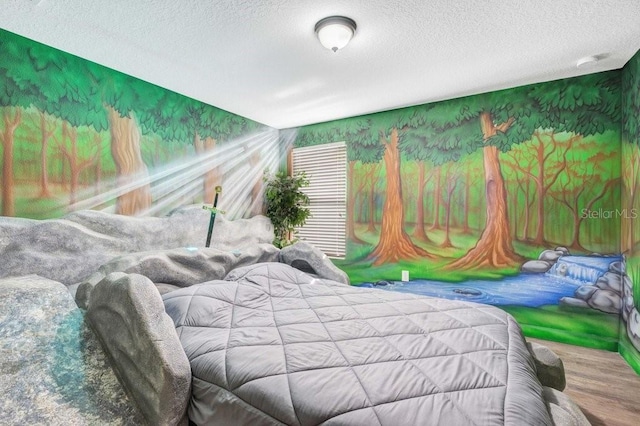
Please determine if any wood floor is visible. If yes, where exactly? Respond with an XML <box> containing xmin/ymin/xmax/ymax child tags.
<box><xmin>528</xmin><ymin>338</ymin><xmax>640</xmax><ymax>426</ymax></box>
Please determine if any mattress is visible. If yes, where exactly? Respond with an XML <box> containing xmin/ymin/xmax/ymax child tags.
<box><xmin>163</xmin><ymin>262</ymin><xmax>551</xmax><ymax>425</ymax></box>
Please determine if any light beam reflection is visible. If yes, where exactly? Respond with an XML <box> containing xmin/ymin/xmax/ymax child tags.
<box><xmin>67</xmin><ymin>127</ymin><xmax>294</xmax><ymax>220</ymax></box>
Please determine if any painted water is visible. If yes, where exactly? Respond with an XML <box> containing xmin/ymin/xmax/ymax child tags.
<box><xmin>359</xmin><ymin>255</ymin><xmax>619</xmax><ymax>307</ymax></box>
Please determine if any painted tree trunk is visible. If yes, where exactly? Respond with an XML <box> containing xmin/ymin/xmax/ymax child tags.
<box><xmin>508</xmin><ymin>182</ymin><xmax>518</xmax><ymax>240</ymax></box>
<box><xmin>94</xmin><ymin>134</ymin><xmax>102</xmax><ymax>195</ymax></box>
<box><xmin>39</xmin><ymin>112</ymin><xmax>52</xmax><ymax>198</ymax></box>
<box><xmin>462</xmin><ymin>169</ymin><xmax>472</xmax><ymax>234</ymax></box>
<box><xmin>532</xmin><ymin>143</ymin><xmax>546</xmax><ymax>244</ymax></box>
<box><xmin>107</xmin><ymin>106</ymin><xmax>151</xmax><ymax>215</ymax></box>
<box><xmin>440</xmin><ymin>187</ymin><xmax>456</xmax><ymax>248</ymax></box>
<box><xmin>569</xmin><ymin>178</ymin><xmax>618</xmax><ymax>252</ymax></box>
<box><xmin>347</xmin><ymin>160</ymin><xmax>365</xmax><ymax>243</ymax></box>
<box><xmin>65</xmin><ymin>123</ymin><xmax>79</xmax><ymax>205</ymax></box>
<box><xmin>448</xmin><ymin>112</ymin><xmax>521</xmax><ymax>269</ymax></box>
<box><xmin>412</xmin><ymin>161</ymin><xmax>431</xmax><ymax>242</ymax></box>
<box><xmin>568</xmin><ymin>210</ymin><xmax>585</xmax><ymax>251</ymax></box>
<box><xmin>369</xmin><ymin>128</ymin><xmax>431</xmax><ymax>265</ymax></box>
<box><xmin>1</xmin><ymin>107</ymin><xmax>22</xmax><ymax>217</ymax></box>
<box><xmin>523</xmin><ymin>184</ymin><xmax>532</xmax><ymax>240</ymax></box>
<box><xmin>367</xmin><ymin>170</ymin><xmax>377</xmax><ymax>232</ymax></box>
<box><xmin>357</xmin><ymin>194</ymin><xmax>366</xmax><ymax>223</ymax></box>
<box><xmin>622</xmin><ymin>144</ymin><xmax>639</xmax><ymax>252</ymax></box>
<box><xmin>429</xmin><ymin>167</ymin><xmax>442</xmax><ymax>230</ymax></box>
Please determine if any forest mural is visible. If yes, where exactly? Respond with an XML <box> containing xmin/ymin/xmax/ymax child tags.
<box><xmin>2</xmin><ymin>27</ymin><xmax>639</xmax><ymax>373</ymax></box>
<box><xmin>0</xmin><ymin>29</ymin><xmax>282</xmax><ymax>220</ymax></box>
<box><xmin>621</xmin><ymin>49</ymin><xmax>640</xmax><ymax>373</ymax></box>
<box><xmin>293</xmin><ymin>70</ymin><xmax>638</xmax><ymax>364</ymax></box>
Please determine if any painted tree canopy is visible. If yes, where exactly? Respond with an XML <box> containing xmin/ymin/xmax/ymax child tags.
<box><xmin>0</xmin><ymin>29</ymin><xmax>268</xmax><ymax>218</ymax></box>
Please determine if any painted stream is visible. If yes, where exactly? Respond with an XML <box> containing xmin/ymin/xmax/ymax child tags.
<box><xmin>358</xmin><ymin>256</ymin><xmax>619</xmax><ymax>307</ymax></box>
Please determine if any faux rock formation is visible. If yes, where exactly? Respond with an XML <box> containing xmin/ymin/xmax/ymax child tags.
<box><xmin>76</xmin><ymin>244</ymin><xmax>280</xmax><ymax>309</ymax></box>
<box><xmin>543</xmin><ymin>387</ymin><xmax>591</xmax><ymax>426</ymax></box>
<box><xmin>79</xmin><ymin>243</ymin><xmax>350</xmax><ymax>425</ymax></box>
<box><xmin>86</xmin><ymin>272</ymin><xmax>191</xmax><ymax>426</ymax></box>
<box><xmin>0</xmin><ymin>206</ymin><xmax>274</xmax><ymax>285</ymax></box>
<box><xmin>527</xmin><ymin>341</ymin><xmax>566</xmax><ymax>391</ymax></box>
<box><xmin>279</xmin><ymin>241</ymin><xmax>350</xmax><ymax>285</ymax></box>
<box><xmin>0</xmin><ymin>275</ymin><xmax>143</xmax><ymax>424</ymax></box>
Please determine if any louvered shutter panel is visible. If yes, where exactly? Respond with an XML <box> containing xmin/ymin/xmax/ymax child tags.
<box><xmin>292</xmin><ymin>142</ymin><xmax>347</xmax><ymax>259</ymax></box>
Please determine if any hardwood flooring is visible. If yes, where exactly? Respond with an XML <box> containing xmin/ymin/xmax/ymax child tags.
<box><xmin>528</xmin><ymin>338</ymin><xmax>640</xmax><ymax>426</ymax></box>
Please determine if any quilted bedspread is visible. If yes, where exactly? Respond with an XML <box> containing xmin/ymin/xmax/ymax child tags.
<box><xmin>163</xmin><ymin>262</ymin><xmax>551</xmax><ymax>425</ymax></box>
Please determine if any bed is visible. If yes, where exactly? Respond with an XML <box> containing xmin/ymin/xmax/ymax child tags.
<box><xmin>162</xmin><ymin>262</ymin><xmax>553</xmax><ymax>425</ymax></box>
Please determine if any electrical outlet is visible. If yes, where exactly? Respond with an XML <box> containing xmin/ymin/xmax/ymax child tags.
<box><xmin>401</xmin><ymin>270</ymin><xmax>409</xmax><ymax>282</ymax></box>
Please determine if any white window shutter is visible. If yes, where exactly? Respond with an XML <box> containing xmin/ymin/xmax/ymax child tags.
<box><xmin>292</xmin><ymin>141</ymin><xmax>347</xmax><ymax>259</ymax></box>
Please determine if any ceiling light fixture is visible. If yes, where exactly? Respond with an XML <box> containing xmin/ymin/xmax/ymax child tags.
<box><xmin>576</xmin><ymin>56</ymin><xmax>599</xmax><ymax>69</ymax></box>
<box><xmin>315</xmin><ymin>16</ymin><xmax>357</xmax><ymax>52</ymax></box>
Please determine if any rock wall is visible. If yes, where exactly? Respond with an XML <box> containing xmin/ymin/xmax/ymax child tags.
<box><xmin>0</xmin><ymin>275</ymin><xmax>144</xmax><ymax>424</ymax></box>
<box><xmin>86</xmin><ymin>272</ymin><xmax>191</xmax><ymax>426</ymax></box>
<box><xmin>0</xmin><ymin>206</ymin><xmax>274</xmax><ymax>285</ymax></box>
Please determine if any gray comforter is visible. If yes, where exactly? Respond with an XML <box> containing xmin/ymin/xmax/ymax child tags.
<box><xmin>163</xmin><ymin>262</ymin><xmax>551</xmax><ymax>425</ymax></box>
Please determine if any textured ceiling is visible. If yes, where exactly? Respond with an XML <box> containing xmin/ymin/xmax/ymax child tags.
<box><xmin>1</xmin><ymin>1</ymin><xmax>640</xmax><ymax>129</ymax></box>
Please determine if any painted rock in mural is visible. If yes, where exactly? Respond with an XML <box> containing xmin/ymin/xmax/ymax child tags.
<box><xmin>521</xmin><ymin>260</ymin><xmax>553</xmax><ymax>273</ymax></box>
<box><xmin>559</xmin><ymin>297</ymin><xmax>590</xmax><ymax>308</ymax></box>
<box><xmin>595</xmin><ymin>272</ymin><xmax>623</xmax><ymax>293</ymax></box>
<box><xmin>538</xmin><ymin>250</ymin><xmax>564</xmax><ymax>262</ymax></box>
<box><xmin>628</xmin><ymin>308</ymin><xmax>640</xmax><ymax>352</ymax></box>
<box><xmin>586</xmin><ymin>289</ymin><xmax>621</xmax><ymax>314</ymax></box>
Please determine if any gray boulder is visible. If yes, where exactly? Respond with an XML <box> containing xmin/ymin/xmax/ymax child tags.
<box><xmin>0</xmin><ymin>275</ymin><xmax>144</xmax><ymax>424</ymax></box>
<box><xmin>538</xmin><ymin>250</ymin><xmax>564</xmax><ymax>262</ymax></box>
<box><xmin>521</xmin><ymin>260</ymin><xmax>553</xmax><ymax>273</ymax></box>
<box><xmin>279</xmin><ymin>241</ymin><xmax>350</xmax><ymax>285</ymax></box>
<box><xmin>586</xmin><ymin>289</ymin><xmax>621</xmax><ymax>314</ymax></box>
<box><xmin>555</xmin><ymin>247</ymin><xmax>570</xmax><ymax>256</ymax></box>
<box><xmin>628</xmin><ymin>308</ymin><xmax>640</xmax><ymax>353</ymax></box>
<box><xmin>543</xmin><ymin>387</ymin><xmax>590</xmax><ymax>426</ymax></box>
<box><xmin>559</xmin><ymin>297</ymin><xmax>590</xmax><ymax>309</ymax></box>
<box><xmin>574</xmin><ymin>285</ymin><xmax>597</xmax><ymax>301</ymax></box>
<box><xmin>594</xmin><ymin>271</ymin><xmax>622</xmax><ymax>294</ymax></box>
<box><xmin>609</xmin><ymin>260</ymin><xmax>625</xmax><ymax>274</ymax></box>
<box><xmin>76</xmin><ymin>244</ymin><xmax>279</xmax><ymax>308</ymax></box>
<box><xmin>526</xmin><ymin>341</ymin><xmax>566</xmax><ymax>391</ymax></box>
<box><xmin>86</xmin><ymin>272</ymin><xmax>191</xmax><ymax>426</ymax></box>
<box><xmin>0</xmin><ymin>207</ymin><xmax>274</xmax><ymax>285</ymax></box>
<box><xmin>622</xmin><ymin>276</ymin><xmax>634</xmax><ymax>321</ymax></box>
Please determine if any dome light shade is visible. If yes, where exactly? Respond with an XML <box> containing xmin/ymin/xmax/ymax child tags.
<box><xmin>576</xmin><ymin>56</ymin><xmax>599</xmax><ymax>69</ymax></box>
<box><xmin>315</xmin><ymin>16</ymin><xmax>357</xmax><ymax>52</ymax></box>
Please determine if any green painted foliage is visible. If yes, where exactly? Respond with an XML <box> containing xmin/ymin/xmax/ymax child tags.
<box><xmin>622</xmin><ymin>51</ymin><xmax>640</xmax><ymax>144</ymax></box>
<box><xmin>0</xmin><ymin>29</ymin><xmax>262</xmax><ymax>142</ymax></box>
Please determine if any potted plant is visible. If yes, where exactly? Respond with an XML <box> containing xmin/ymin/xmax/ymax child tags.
<box><xmin>263</xmin><ymin>171</ymin><xmax>311</xmax><ymax>248</ymax></box>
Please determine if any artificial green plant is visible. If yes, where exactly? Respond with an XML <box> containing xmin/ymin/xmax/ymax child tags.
<box><xmin>263</xmin><ymin>171</ymin><xmax>311</xmax><ymax>248</ymax></box>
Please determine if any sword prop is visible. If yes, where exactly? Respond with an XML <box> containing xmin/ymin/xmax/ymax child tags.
<box><xmin>203</xmin><ymin>186</ymin><xmax>223</xmax><ymax>248</ymax></box>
